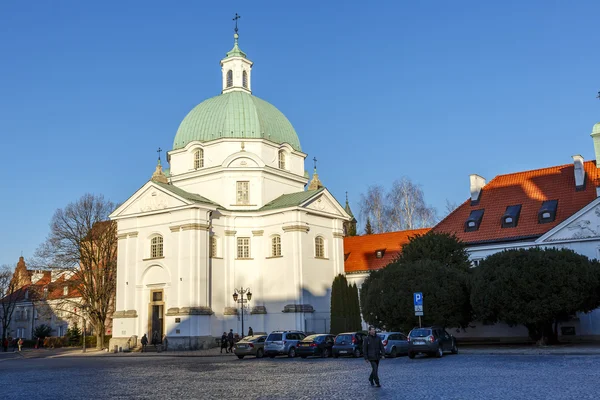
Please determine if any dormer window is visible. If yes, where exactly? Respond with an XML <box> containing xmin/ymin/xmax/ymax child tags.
<box><xmin>465</xmin><ymin>209</ymin><xmax>484</xmax><ymax>232</ymax></box>
<box><xmin>194</xmin><ymin>149</ymin><xmax>204</xmax><ymax>169</ymax></box>
<box><xmin>63</xmin><ymin>286</ymin><xmax>68</xmax><ymax>296</ymax></box>
<box><xmin>242</xmin><ymin>70</ymin><xmax>248</xmax><ymax>88</ymax></box>
<box><xmin>538</xmin><ymin>200</ymin><xmax>558</xmax><ymax>223</ymax></box>
<box><xmin>502</xmin><ymin>205</ymin><xmax>522</xmax><ymax>228</ymax></box>
<box><xmin>278</xmin><ymin>150</ymin><xmax>286</xmax><ymax>169</ymax></box>
<box><xmin>226</xmin><ymin>70</ymin><xmax>233</xmax><ymax>88</ymax></box>
<box><xmin>375</xmin><ymin>249</ymin><xmax>385</xmax><ymax>259</ymax></box>
<box><xmin>43</xmin><ymin>287</ymin><xmax>48</xmax><ymax>299</ymax></box>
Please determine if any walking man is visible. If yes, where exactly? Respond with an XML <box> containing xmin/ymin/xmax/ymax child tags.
<box><xmin>140</xmin><ymin>334</ymin><xmax>148</xmax><ymax>352</ymax></box>
<box><xmin>363</xmin><ymin>325</ymin><xmax>384</xmax><ymax>387</ymax></box>
<box><xmin>248</xmin><ymin>326</ymin><xmax>253</xmax><ymax>337</ymax></box>
<box><xmin>227</xmin><ymin>329</ymin><xmax>234</xmax><ymax>353</ymax></box>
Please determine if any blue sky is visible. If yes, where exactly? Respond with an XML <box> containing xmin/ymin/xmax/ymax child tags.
<box><xmin>1</xmin><ymin>0</ymin><xmax>599</xmax><ymax>268</ymax></box>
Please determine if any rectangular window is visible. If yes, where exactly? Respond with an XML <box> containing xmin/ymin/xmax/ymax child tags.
<box><xmin>63</xmin><ymin>286</ymin><xmax>68</xmax><ymax>296</ymax></box>
<box><xmin>152</xmin><ymin>291</ymin><xmax>163</xmax><ymax>302</ymax></box>
<box><xmin>236</xmin><ymin>181</ymin><xmax>249</xmax><ymax>205</ymax></box>
<box><xmin>237</xmin><ymin>237</ymin><xmax>250</xmax><ymax>258</ymax></box>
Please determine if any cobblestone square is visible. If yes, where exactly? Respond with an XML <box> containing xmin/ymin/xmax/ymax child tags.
<box><xmin>2</xmin><ymin>353</ymin><xmax>600</xmax><ymax>399</ymax></box>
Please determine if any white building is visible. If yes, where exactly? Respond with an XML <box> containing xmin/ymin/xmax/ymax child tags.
<box><xmin>109</xmin><ymin>32</ymin><xmax>350</xmax><ymax>350</ymax></box>
<box><xmin>434</xmin><ymin>122</ymin><xmax>600</xmax><ymax>341</ymax></box>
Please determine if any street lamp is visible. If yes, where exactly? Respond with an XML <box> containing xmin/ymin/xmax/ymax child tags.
<box><xmin>232</xmin><ymin>287</ymin><xmax>252</xmax><ymax>337</ymax></box>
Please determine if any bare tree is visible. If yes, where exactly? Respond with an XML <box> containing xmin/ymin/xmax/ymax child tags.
<box><xmin>359</xmin><ymin>185</ymin><xmax>389</xmax><ymax>234</ymax></box>
<box><xmin>359</xmin><ymin>177</ymin><xmax>437</xmax><ymax>233</ymax></box>
<box><xmin>444</xmin><ymin>199</ymin><xmax>460</xmax><ymax>217</ymax></box>
<box><xmin>0</xmin><ymin>265</ymin><xmax>20</xmax><ymax>352</ymax></box>
<box><xmin>35</xmin><ymin>194</ymin><xmax>117</xmax><ymax>349</ymax></box>
<box><xmin>387</xmin><ymin>177</ymin><xmax>436</xmax><ymax>230</ymax></box>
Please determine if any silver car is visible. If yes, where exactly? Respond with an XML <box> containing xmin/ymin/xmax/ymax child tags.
<box><xmin>377</xmin><ymin>332</ymin><xmax>408</xmax><ymax>358</ymax></box>
<box><xmin>233</xmin><ymin>335</ymin><xmax>267</xmax><ymax>359</ymax></box>
<box><xmin>265</xmin><ymin>331</ymin><xmax>306</xmax><ymax>358</ymax></box>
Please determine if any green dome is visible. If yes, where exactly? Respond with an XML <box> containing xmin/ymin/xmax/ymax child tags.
<box><xmin>173</xmin><ymin>91</ymin><xmax>301</xmax><ymax>151</ymax></box>
<box><xmin>593</xmin><ymin>122</ymin><xmax>600</xmax><ymax>135</ymax></box>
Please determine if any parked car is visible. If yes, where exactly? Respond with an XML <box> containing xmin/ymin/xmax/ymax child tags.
<box><xmin>377</xmin><ymin>332</ymin><xmax>409</xmax><ymax>358</ymax></box>
<box><xmin>233</xmin><ymin>335</ymin><xmax>267</xmax><ymax>359</ymax></box>
<box><xmin>297</xmin><ymin>334</ymin><xmax>335</xmax><ymax>358</ymax></box>
<box><xmin>332</xmin><ymin>332</ymin><xmax>366</xmax><ymax>358</ymax></box>
<box><xmin>264</xmin><ymin>331</ymin><xmax>306</xmax><ymax>358</ymax></box>
<box><xmin>407</xmin><ymin>327</ymin><xmax>458</xmax><ymax>359</ymax></box>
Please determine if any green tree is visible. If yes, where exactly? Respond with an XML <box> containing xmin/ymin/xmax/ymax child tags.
<box><xmin>34</xmin><ymin>324</ymin><xmax>52</xmax><ymax>340</ymax></box>
<box><xmin>66</xmin><ymin>323</ymin><xmax>82</xmax><ymax>345</ymax></box>
<box><xmin>396</xmin><ymin>232</ymin><xmax>471</xmax><ymax>271</ymax></box>
<box><xmin>330</xmin><ymin>275</ymin><xmax>362</xmax><ymax>333</ymax></box>
<box><xmin>360</xmin><ymin>259</ymin><xmax>471</xmax><ymax>332</ymax></box>
<box><xmin>471</xmin><ymin>248</ymin><xmax>600</xmax><ymax>345</ymax></box>
<box><xmin>350</xmin><ymin>283</ymin><xmax>362</xmax><ymax>330</ymax></box>
<box><xmin>364</xmin><ymin>217</ymin><xmax>373</xmax><ymax>235</ymax></box>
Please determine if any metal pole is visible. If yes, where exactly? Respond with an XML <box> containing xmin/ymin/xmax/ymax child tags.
<box><xmin>82</xmin><ymin>318</ymin><xmax>86</xmax><ymax>353</ymax></box>
<box><xmin>419</xmin><ymin>316</ymin><xmax>422</xmax><ymax>328</ymax></box>
<box><xmin>241</xmin><ymin>291</ymin><xmax>244</xmax><ymax>338</ymax></box>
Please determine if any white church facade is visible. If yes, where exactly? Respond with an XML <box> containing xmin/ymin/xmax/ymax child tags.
<box><xmin>109</xmin><ymin>32</ymin><xmax>350</xmax><ymax>350</ymax></box>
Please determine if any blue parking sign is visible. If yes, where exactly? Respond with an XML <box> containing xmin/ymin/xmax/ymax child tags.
<box><xmin>414</xmin><ymin>292</ymin><xmax>423</xmax><ymax>306</ymax></box>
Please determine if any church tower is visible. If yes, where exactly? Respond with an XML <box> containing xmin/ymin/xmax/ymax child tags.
<box><xmin>220</xmin><ymin>15</ymin><xmax>252</xmax><ymax>94</ymax></box>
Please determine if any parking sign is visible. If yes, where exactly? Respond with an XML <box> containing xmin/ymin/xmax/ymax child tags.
<box><xmin>413</xmin><ymin>292</ymin><xmax>423</xmax><ymax>306</ymax></box>
<box><xmin>414</xmin><ymin>292</ymin><xmax>423</xmax><ymax>316</ymax></box>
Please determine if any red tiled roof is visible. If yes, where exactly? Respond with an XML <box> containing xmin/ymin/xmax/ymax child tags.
<box><xmin>434</xmin><ymin>160</ymin><xmax>600</xmax><ymax>244</ymax></box>
<box><xmin>343</xmin><ymin>228</ymin><xmax>431</xmax><ymax>273</ymax></box>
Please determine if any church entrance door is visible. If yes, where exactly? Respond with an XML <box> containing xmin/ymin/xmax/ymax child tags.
<box><xmin>148</xmin><ymin>289</ymin><xmax>164</xmax><ymax>345</ymax></box>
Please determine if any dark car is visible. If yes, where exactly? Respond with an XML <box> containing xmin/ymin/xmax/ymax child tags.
<box><xmin>407</xmin><ymin>327</ymin><xmax>458</xmax><ymax>359</ymax></box>
<box><xmin>233</xmin><ymin>335</ymin><xmax>267</xmax><ymax>359</ymax></box>
<box><xmin>332</xmin><ymin>332</ymin><xmax>366</xmax><ymax>358</ymax></box>
<box><xmin>297</xmin><ymin>334</ymin><xmax>335</xmax><ymax>358</ymax></box>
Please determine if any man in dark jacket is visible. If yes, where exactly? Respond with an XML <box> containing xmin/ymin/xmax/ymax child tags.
<box><xmin>363</xmin><ymin>326</ymin><xmax>384</xmax><ymax>387</ymax></box>
<box><xmin>227</xmin><ymin>329</ymin><xmax>234</xmax><ymax>353</ymax></box>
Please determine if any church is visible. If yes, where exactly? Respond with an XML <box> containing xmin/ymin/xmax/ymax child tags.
<box><xmin>109</xmin><ymin>29</ymin><xmax>351</xmax><ymax>350</ymax></box>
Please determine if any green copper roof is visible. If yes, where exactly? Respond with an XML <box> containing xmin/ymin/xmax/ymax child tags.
<box><xmin>593</xmin><ymin>122</ymin><xmax>600</xmax><ymax>135</ymax></box>
<box><xmin>153</xmin><ymin>182</ymin><xmax>220</xmax><ymax>207</ymax></box>
<box><xmin>173</xmin><ymin>91</ymin><xmax>301</xmax><ymax>151</ymax></box>
<box><xmin>224</xmin><ymin>34</ymin><xmax>247</xmax><ymax>59</ymax></box>
<box><xmin>260</xmin><ymin>188</ymin><xmax>324</xmax><ymax>211</ymax></box>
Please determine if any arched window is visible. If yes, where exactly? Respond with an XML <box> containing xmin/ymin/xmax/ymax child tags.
<box><xmin>194</xmin><ymin>149</ymin><xmax>204</xmax><ymax>169</ymax></box>
<box><xmin>271</xmin><ymin>235</ymin><xmax>281</xmax><ymax>257</ymax></box>
<box><xmin>226</xmin><ymin>70</ymin><xmax>233</xmax><ymax>88</ymax></box>
<box><xmin>315</xmin><ymin>236</ymin><xmax>325</xmax><ymax>258</ymax></box>
<box><xmin>210</xmin><ymin>236</ymin><xmax>218</xmax><ymax>258</ymax></box>
<box><xmin>242</xmin><ymin>70</ymin><xmax>248</xmax><ymax>88</ymax></box>
<box><xmin>278</xmin><ymin>150</ymin><xmax>286</xmax><ymax>169</ymax></box>
<box><xmin>151</xmin><ymin>235</ymin><xmax>164</xmax><ymax>258</ymax></box>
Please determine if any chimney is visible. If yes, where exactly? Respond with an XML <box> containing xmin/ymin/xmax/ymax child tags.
<box><xmin>469</xmin><ymin>174</ymin><xmax>486</xmax><ymax>204</ymax></box>
<box><xmin>591</xmin><ymin>122</ymin><xmax>600</xmax><ymax>168</ymax></box>
<box><xmin>572</xmin><ymin>155</ymin><xmax>585</xmax><ymax>190</ymax></box>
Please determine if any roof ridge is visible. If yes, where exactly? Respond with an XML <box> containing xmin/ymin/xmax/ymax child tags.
<box><xmin>491</xmin><ymin>159</ymin><xmax>598</xmax><ymax>180</ymax></box>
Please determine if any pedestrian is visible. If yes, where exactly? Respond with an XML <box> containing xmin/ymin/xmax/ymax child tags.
<box><xmin>363</xmin><ymin>325</ymin><xmax>384</xmax><ymax>387</ymax></box>
<box><xmin>141</xmin><ymin>334</ymin><xmax>148</xmax><ymax>352</ymax></box>
<box><xmin>162</xmin><ymin>334</ymin><xmax>168</xmax><ymax>351</ymax></box>
<box><xmin>248</xmin><ymin>326</ymin><xmax>253</xmax><ymax>337</ymax></box>
<box><xmin>220</xmin><ymin>332</ymin><xmax>228</xmax><ymax>353</ymax></box>
<box><xmin>152</xmin><ymin>331</ymin><xmax>159</xmax><ymax>347</ymax></box>
<box><xmin>227</xmin><ymin>329</ymin><xmax>234</xmax><ymax>353</ymax></box>
<box><xmin>17</xmin><ymin>338</ymin><xmax>23</xmax><ymax>352</ymax></box>
<box><xmin>35</xmin><ymin>337</ymin><xmax>40</xmax><ymax>349</ymax></box>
